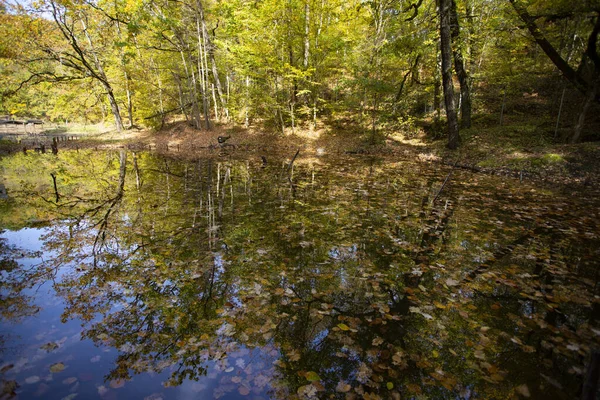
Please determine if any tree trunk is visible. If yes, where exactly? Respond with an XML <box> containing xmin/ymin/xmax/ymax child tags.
<box><xmin>303</xmin><ymin>0</ymin><xmax>310</xmax><ymax>69</ymax></box>
<box><xmin>439</xmin><ymin>0</ymin><xmax>460</xmax><ymax>149</ymax></box>
<box><xmin>450</xmin><ymin>0</ymin><xmax>471</xmax><ymax>128</ymax></box>
<box><xmin>80</xmin><ymin>16</ymin><xmax>124</xmax><ymax>131</ymax></box>
<box><xmin>572</xmin><ymin>79</ymin><xmax>598</xmax><ymax>143</ymax></box>
<box><xmin>178</xmin><ymin>47</ymin><xmax>201</xmax><ymax>129</ymax></box>
<box><xmin>508</xmin><ymin>0</ymin><xmax>596</xmax><ymax>100</ymax></box>
<box><xmin>196</xmin><ymin>12</ymin><xmax>211</xmax><ymax>129</ymax></box>
<box><xmin>116</xmin><ymin>20</ymin><xmax>134</xmax><ymax>129</ymax></box>
<box><xmin>106</xmin><ymin>89</ymin><xmax>124</xmax><ymax>132</ymax></box>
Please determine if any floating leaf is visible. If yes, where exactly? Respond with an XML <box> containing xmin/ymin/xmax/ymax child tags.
<box><xmin>97</xmin><ymin>385</ymin><xmax>109</xmax><ymax>396</ymax></box>
<box><xmin>25</xmin><ymin>376</ymin><xmax>41</xmax><ymax>384</ymax></box>
<box><xmin>445</xmin><ymin>278</ymin><xmax>459</xmax><ymax>287</ymax></box>
<box><xmin>40</xmin><ymin>342</ymin><xmax>59</xmax><ymax>352</ymax></box>
<box><xmin>0</xmin><ymin>364</ymin><xmax>14</xmax><ymax>373</ymax></box>
<box><xmin>50</xmin><ymin>362</ymin><xmax>66</xmax><ymax>373</ymax></box>
<box><xmin>63</xmin><ymin>377</ymin><xmax>77</xmax><ymax>385</ymax></box>
<box><xmin>386</xmin><ymin>382</ymin><xmax>394</xmax><ymax>390</ymax></box>
<box><xmin>336</xmin><ymin>381</ymin><xmax>351</xmax><ymax>392</ymax></box>
<box><xmin>305</xmin><ymin>371</ymin><xmax>320</xmax><ymax>382</ymax></box>
<box><xmin>61</xmin><ymin>394</ymin><xmax>78</xmax><ymax>400</ymax></box>
<box><xmin>337</xmin><ymin>323</ymin><xmax>350</xmax><ymax>331</ymax></box>
<box><xmin>515</xmin><ymin>384</ymin><xmax>530</xmax><ymax>398</ymax></box>
<box><xmin>109</xmin><ymin>379</ymin><xmax>125</xmax><ymax>389</ymax></box>
<box><xmin>144</xmin><ymin>394</ymin><xmax>164</xmax><ymax>400</ymax></box>
<box><xmin>238</xmin><ymin>386</ymin><xmax>250</xmax><ymax>396</ymax></box>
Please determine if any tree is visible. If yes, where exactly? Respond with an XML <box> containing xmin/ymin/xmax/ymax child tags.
<box><xmin>508</xmin><ymin>0</ymin><xmax>600</xmax><ymax>142</ymax></box>
<box><xmin>46</xmin><ymin>0</ymin><xmax>124</xmax><ymax>131</ymax></box>
<box><xmin>449</xmin><ymin>0</ymin><xmax>471</xmax><ymax>128</ymax></box>
<box><xmin>439</xmin><ymin>0</ymin><xmax>460</xmax><ymax>149</ymax></box>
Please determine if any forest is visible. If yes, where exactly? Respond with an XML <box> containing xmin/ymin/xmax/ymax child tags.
<box><xmin>2</xmin><ymin>1</ymin><xmax>600</xmax><ymax>400</ymax></box>
<box><xmin>1</xmin><ymin>0</ymin><xmax>599</xmax><ymax>149</ymax></box>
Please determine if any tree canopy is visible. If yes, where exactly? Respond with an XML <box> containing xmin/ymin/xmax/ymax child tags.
<box><xmin>1</xmin><ymin>0</ymin><xmax>599</xmax><ymax>144</ymax></box>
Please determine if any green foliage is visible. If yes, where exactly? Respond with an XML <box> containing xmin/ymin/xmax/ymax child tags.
<box><xmin>0</xmin><ymin>0</ymin><xmax>595</xmax><ymax>143</ymax></box>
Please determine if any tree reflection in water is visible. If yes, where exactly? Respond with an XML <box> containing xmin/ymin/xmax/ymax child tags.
<box><xmin>0</xmin><ymin>149</ymin><xmax>599</xmax><ymax>399</ymax></box>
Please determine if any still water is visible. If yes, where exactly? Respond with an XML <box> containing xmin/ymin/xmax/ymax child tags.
<box><xmin>1</xmin><ymin>149</ymin><xmax>599</xmax><ymax>399</ymax></box>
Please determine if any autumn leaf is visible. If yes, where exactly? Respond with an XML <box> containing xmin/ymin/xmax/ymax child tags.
<box><xmin>305</xmin><ymin>371</ymin><xmax>320</xmax><ymax>382</ymax></box>
<box><xmin>40</xmin><ymin>342</ymin><xmax>59</xmax><ymax>352</ymax></box>
<box><xmin>238</xmin><ymin>386</ymin><xmax>250</xmax><ymax>396</ymax></box>
<box><xmin>50</xmin><ymin>362</ymin><xmax>66</xmax><ymax>373</ymax></box>
<box><xmin>109</xmin><ymin>379</ymin><xmax>126</xmax><ymax>389</ymax></box>
<box><xmin>25</xmin><ymin>376</ymin><xmax>41</xmax><ymax>384</ymax></box>
<box><xmin>336</xmin><ymin>381</ymin><xmax>351</xmax><ymax>392</ymax></box>
<box><xmin>386</xmin><ymin>382</ymin><xmax>394</xmax><ymax>390</ymax></box>
<box><xmin>515</xmin><ymin>384</ymin><xmax>530</xmax><ymax>397</ymax></box>
<box><xmin>445</xmin><ymin>278</ymin><xmax>459</xmax><ymax>286</ymax></box>
<box><xmin>337</xmin><ymin>323</ymin><xmax>350</xmax><ymax>331</ymax></box>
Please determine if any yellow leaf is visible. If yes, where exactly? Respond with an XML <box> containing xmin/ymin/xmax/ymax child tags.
<box><xmin>337</xmin><ymin>323</ymin><xmax>350</xmax><ymax>331</ymax></box>
<box><xmin>306</xmin><ymin>371</ymin><xmax>320</xmax><ymax>382</ymax></box>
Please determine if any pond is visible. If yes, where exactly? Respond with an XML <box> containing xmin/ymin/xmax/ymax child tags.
<box><xmin>0</xmin><ymin>149</ymin><xmax>599</xmax><ymax>399</ymax></box>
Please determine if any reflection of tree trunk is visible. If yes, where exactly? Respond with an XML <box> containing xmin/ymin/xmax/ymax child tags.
<box><xmin>92</xmin><ymin>150</ymin><xmax>127</xmax><ymax>262</ymax></box>
<box><xmin>133</xmin><ymin>152</ymin><xmax>141</xmax><ymax>190</ymax></box>
<box><xmin>117</xmin><ymin>150</ymin><xmax>127</xmax><ymax>197</ymax></box>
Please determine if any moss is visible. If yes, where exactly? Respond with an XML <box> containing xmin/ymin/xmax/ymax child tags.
<box><xmin>530</xmin><ymin>153</ymin><xmax>565</xmax><ymax>167</ymax></box>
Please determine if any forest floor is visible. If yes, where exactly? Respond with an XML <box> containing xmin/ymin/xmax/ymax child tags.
<box><xmin>2</xmin><ymin>116</ymin><xmax>599</xmax><ymax>189</ymax></box>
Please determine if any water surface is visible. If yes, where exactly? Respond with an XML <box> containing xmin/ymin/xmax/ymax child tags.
<box><xmin>1</xmin><ymin>149</ymin><xmax>599</xmax><ymax>399</ymax></box>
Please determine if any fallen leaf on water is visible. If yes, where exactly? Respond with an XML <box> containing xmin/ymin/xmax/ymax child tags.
<box><xmin>50</xmin><ymin>363</ymin><xmax>66</xmax><ymax>373</ymax></box>
<box><xmin>25</xmin><ymin>376</ymin><xmax>41</xmax><ymax>384</ymax></box>
<box><xmin>0</xmin><ymin>364</ymin><xmax>14</xmax><ymax>373</ymax></box>
<box><xmin>144</xmin><ymin>393</ymin><xmax>165</xmax><ymax>400</ymax></box>
<box><xmin>386</xmin><ymin>382</ymin><xmax>394</xmax><ymax>390</ymax></box>
<box><xmin>109</xmin><ymin>379</ymin><xmax>125</xmax><ymax>389</ymax></box>
<box><xmin>40</xmin><ymin>342</ymin><xmax>59</xmax><ymax>352</ymax></box>
<box><xmin>335</xmin><ymin>381</ymin><xmax>351</xmax><ymax>392</ymax></box>
<box><xmin>297</xmin><ymin>384</ymin><xmax>317</xmax><ymax>397</ymax></box>
<box><xmin>97</xmin><ymin>385</ymin><xmax>109</xmax><ymax>396</ymax></box>
<box><xmin>515</xmin><ymin>384</ymin><xmax>530</xmax><ymax>397</ymax></box>
<box><xmin>61</xmin><ymin>394</ymin><xmax>77</xmax><ymax>400</ymax></box>
<box><xmin>238</xmin><ymin>386</ymin><xmax>250</xmax><ymax>396</ymax></box>
<box><xmin>434</xmin><ymin>301</ymin><xmax>446</xmax><ymax>309</ymax></box>
<box><xmin>1</xmin><ymin>380</ymin><xmax>18</xmax><ymax>396</ymax></box>
<box><xmin>63</xmin><ymin>377</ymin><xmax>77</xmax><ymax>385</ymax></box>
<box><xmin>235</xmin><ymin>358</ymin><xmax>246</xmax><ymax>368</ymax></box>
<box><xmin>90</xmin><ymin>356</ymin><xmax>101</xmax><ymax>363</ymax></box>
<box><xmin>305</xmin><ymin>371</ymin><xmax>320</xmax><ymax>382</ymax></box>
<box><xmin>337</xmin><ymin>323</ymin><xmax>350</xmax><ymax>331</ymax></box>
<box><xmin>446</xmin><ymin>278</ymin><xmax>459</xmax><ymax>287</ymax></box>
